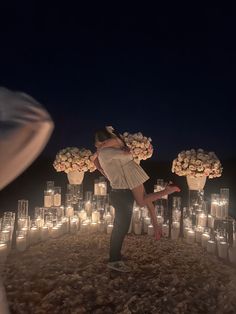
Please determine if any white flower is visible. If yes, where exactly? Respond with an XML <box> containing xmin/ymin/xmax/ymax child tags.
<box><xmin>53</xmin><ymin>147</ymin><xmax>96</xmax><ymax>174</ymax></box>
<box><xmin>122</xmin><ymin>131</ymin><xmax>154</xmax><ymax>161</ymax></box>
<box><xmin>171</xmin><ymin>148</ymin><xmax>223</xmax><ymax>179</ymax></box>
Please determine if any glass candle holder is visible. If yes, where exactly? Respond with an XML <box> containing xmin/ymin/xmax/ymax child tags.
<box><xmin>98</xmin><ymin>177</ymin><xmax>107</xmax><ymax>196</ymax></box>
<box><xmin>211</xmin><ymin>193</ymin><xmax>220</xmax><ymax>217</ymax></box>
<box><xmin>18</xmin><ymin>199</ymin><xmax>29</xmax><ymax>218</ymax></box>
<box><xmin>44</xmin><ymin>190</ymin><xmax>54</xmax><ymax>208</ymax></box>
<box><xmin>206</xmin><ymin>240</ymin><xmax>216</xmax><ymax>254</ymax></box>
<box><xmin>172</xmin><ymin>196</ymin><xmax>181</xmax><ymax>210</ymax></box>
<box><xmin>171</xmin><ymin>221</ymin><xmax>180</xmax><ymax>240</ymax></box>
<box><xmin>53</xmin><ymin>187</ymin><xmax>62</xmax><ymax>206</ymax></box>
<box><xmin>186</xmin><ymin>229</ymin><xmax>195</xmax><ymax>244</ymax></box>
<box><xmin>220</xmin><ymin>188</ymin><xmax>229</xmax><ymax>219</ymax></box>
<box><xmin>0</xmin><ymin>242</ymin><xmax>8</xmax><ymax>263</ymax></box>
<box><xmin>94</xmin><ymin>179</ymin><xmax>100</xmax><ymax>196</ymax></box>
<box><xmin>155</xmin><ymin>179</ymin><xmax>167</xmax><ymax>200</ymax></box>
<box><xmin>197</xmin><ymin>212</ymin><xmax>207</xmax><ymax>228</ymax></box>
<box><xmin>85</xmin><ymin>191</ymin><xmax>93</xmax><ymax>202</ymax></box>
<box><xmin>46</xmin><ymin>181</ymin><xmax>54</xmax><ymax>191</ymax></box>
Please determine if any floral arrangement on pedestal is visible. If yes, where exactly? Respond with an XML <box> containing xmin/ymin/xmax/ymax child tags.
<box><xmin>53</xmin><ymin>147</ymin><xmax>96</xmax><ymax>174</ymax></box>
<box><xmin>171</xmin><ymin>148</ymin><xmax>223</xmax><ymax>179</ymax></box>
<box><xmin>122</xmin><ymin>131</ymin><xmax>153</xmax><ymax>163</ymax></box>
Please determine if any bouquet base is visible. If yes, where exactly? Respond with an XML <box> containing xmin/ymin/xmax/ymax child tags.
<box><xmin>67</xmin><ymin>171</ymin><xmax>84</xmax><ymax>185</ymax></box>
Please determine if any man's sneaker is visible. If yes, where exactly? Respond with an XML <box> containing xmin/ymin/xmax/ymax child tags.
<box><xmin>107</xmin><ymin>261</ymin><xmax>131</xmax><ymax>273</ymax></box>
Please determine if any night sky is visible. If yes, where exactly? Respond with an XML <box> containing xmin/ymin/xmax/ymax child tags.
<box><xmin>0</xmin><ymin>3</ymin><xmax>236</xmax><ymax>161</ymax></box>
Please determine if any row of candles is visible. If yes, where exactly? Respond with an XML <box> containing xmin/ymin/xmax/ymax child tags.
<box><xmin>1</xmin><ymin>204</ymin><xmax>235</xmax><ymax>263</ymax></box>
<box><xmin>0</xmin><ymin>179</ymin><xmax>235</xmax><ymax>267</ymax></box>
<box><xmin>0</xmin><ymin>178</ymin><xmax>114</xmax><ymax>266</ymax></box>
<box><xmin>151</xmin><ymin>180</ymin><xmax>236</xmax><ymax>264</ymax></box>
<box><xmin>43</xmin><ymin>177</ymin><xmax>108</xmax><ymax>208</ymax></box>
<box><xmin>0</xmin><ymin>202</ymin><xmax>157</xmax><ymax>264</ymax></box>
<box><xmin>210</xmin><ymin>189</ymin><xmax>229</xmax><ymax>219</ymax></box>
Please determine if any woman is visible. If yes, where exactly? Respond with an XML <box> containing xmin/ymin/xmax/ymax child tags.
<box><xmin>93</xmin><ymin>127</ymin><xmax>180</xmax><ymax>272</ymax></box>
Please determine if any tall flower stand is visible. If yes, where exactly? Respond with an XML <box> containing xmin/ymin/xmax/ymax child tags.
<box><xmin>186</xmin><ymin>176</ymin><xmax>207</xmax><ymax>227</ymax></box>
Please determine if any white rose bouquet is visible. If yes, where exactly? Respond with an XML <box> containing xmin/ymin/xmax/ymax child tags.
<box><xmin>53</xmin><ymin>147</ymin><xmax>96</xmax><ymax>174</ymax></box>
<box><xmin>122</xmin><ymin>131</ymin><xmax>154</xmax><ymax>162</ymax></box>
<box><xmin>171</xmin><ymin>148</ymin><xmax>223</xmax><ymax>178</ymax></box>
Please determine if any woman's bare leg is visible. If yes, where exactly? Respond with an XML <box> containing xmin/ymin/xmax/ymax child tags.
<box><xmin>132</xmin><ymin>184</ymin><xmax>180</xmax><ymax>206</ymax></box>
<box><xmin>146</xmin><ymin>200</ymin><xmax>162</xmax><ymax>240</ymax></box>
<box><xmin>132</xmin><ymin>185</ymin><xmax>161</xmax><ymax>240</ymax></box>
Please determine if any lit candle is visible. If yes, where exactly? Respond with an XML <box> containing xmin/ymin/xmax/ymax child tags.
<box><xmin>104</xmin><ymin>213</ymin><xmax>112</xmax><ymax>225</ymax></box>
<box><xmin>148</xmin><ymin>224</ymin><xmax>154</xmax><ymax>236</ymax></box>
<box><xmin>157</xmin><ymin>215</ymin><xmax>164</xmax><ymax>226</ymax></box>
<box><xmin>44</xmin><ymin>191</ymin><xmax>53</xmax><ymax>207</ymax></box>
<box><xmin>1</xmin><ymin>230</ymin><xmax>10</xmax><ymax>245</ymax></box>
<box><xmin>92</xmin><ymin>210</ymin><xmax>99</xmax><ymax>223</ymax></box>
<box><xmin>207</xmin><ymin>240</ymin><xmax>216</xmax><ymax>254</ymax></box>
<box><xmin>186</xmin><ymin>229</ymin><xmax>195</xmax><ymax>244</ymax></box>
<box><xmin>210</xmin><ymin>201</ymin><xmax>218</xmax><ymax>217</ymax></box>
<box><xmin>85</xmin><ymin>201</ymin><xmax>92</xmax><ymax>216</ymax></box>
<box><xmin>90</xmin><ymin>222</ymin><xmax>98</xmax><ymax>233</ymax></box>
<box><xmin>16</xmin><ymin>236</ymin><xmax>27</xmax><ymax>252</ymax></box>
<box><xmin>29</xmin><ymin>227</ymin><xmax>39</xmax><ymax>245</ymax></box>
<box><xmin>219</xmin><ymin>200</ymin><xmax>228</xmax><ymax>219</ymax></box>
<box><xmin>0</xmin><ymin>243</ymin><xmax>8</xmax><ymax>263</ymax></box>
<box><xmin>53</xmin><ymin>193</ymin><xmax>61</xmax><ymax>207</ymax></box>
<box><xmin>218</xmin><ymin>241</ymin><xmax>228</xmax><ymax>259</ymax></box>
<box><xmin>216</xmin><ymin>235</ymin><xmax>226</xmax><ymax>250</ymax></box>
<box><xmin>201</xmin><ymin>233</ymin><xmax>210</xmax><ymax>248</ymax></box>
<box><xmin>36</xmin><ymin>218</ymin><xmax>44</xmax><ymax>228</ymax></box>
<box><xmin>109</xmin><ymin>206</ymin><xmax>115</xmax><ymax>219</ymax></box>
<box><xmin>184</xmin><ymin>227</ymin><xmax>190</xmax><ymax>238</ymax></box>
<box><xmin>80</xmin><ymin>222</ymin><xmax>89</xmax><ymax>233</ymax></box>
<box><xmin>98</xmin><ymin>221</ymin><xmax>106</xmax><ymax>233</ymax></box>
<box><xmin>207</xmin><ymin>215</ymin><xmax>214</xmax><ymax>229</ymax></box>
<box><xmin>171</xmin><ymin>221</ymin><xmax>180</xmax><ymax>240</ymax></box>
<box><xmin>21</xmin><ymin>227</ymin><xmax>29</xmax><ymax>239</ymax></box>
<box><xmin>133</xmin><ymin>208</ymin><xmax>140</xmax><ymax>222</ymax></box>
<box><xmin>107</xmin><ymin>224</ymin><xmax>113</xmax><ymax>234</ymax></box>
<box><xmin>144</xmin><ymin>217</ymin><xmax>151</xmax><ymax>233</ymax></box>
<box><xmin>162</xmin><ymin>224</ymin><xmax>169</xmax><ymax>237</ymax></box>
<box><xmin>197</xmin><ymin>213</ymin><xmax>207</xmax><ymax>228</ymax></box>
<box><xmin>40</xmin><ymin>226</ymin><xmax>49</xmax><ymax>241</ymax></box>
<box><xmin>66</xmin><ymin>206</ymin><xmax>74</xmax><ymax>218</ymax></box>
<box><xmin>98</xmin><ymin>182</ymin><xmax>107</xmax><ymax>195</ymax></box>
<box><xmin>70</xmin><ymin>219</ymin><xmax>78</xmax><ymax>234</ymax></box>
<box><xmin>51</xmin><ymin>226</ymin><xmax>59</xmax><ymax>238</ymax></box>
<box><xmin>195</xmin><ymin>227</ymin><xmax>204</xmax><ymax>243</ymax></box>
<box><xmin>94</xmin><ymin>181</ymin><xmax>100</xmax><ymax>195</ymax></box>
<box><xmin>216</xmin><ymin>203</ymin><xmax>222</xmax><ymax>219</ymax></box>
<box><xmin>79</xmin><ymin>209</ymin><xmax>87</xmax><ymax>222</ymax></box>
<box><xmin>134</xmin><ymin>222</ymin><xmax>142</xmax><ymax>235</ymax></box>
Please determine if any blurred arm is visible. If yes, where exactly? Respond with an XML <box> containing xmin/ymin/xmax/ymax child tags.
<box><xmin>0</xmin><ymin>87</ymin><xmax>54</xmax><ymax>190</ymax></box>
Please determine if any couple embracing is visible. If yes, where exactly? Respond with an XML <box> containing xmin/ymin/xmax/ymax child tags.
<box><xmin>92</xmin><ymin>127</ymin><xmax>180</xmax><ymax>273</ymax></box>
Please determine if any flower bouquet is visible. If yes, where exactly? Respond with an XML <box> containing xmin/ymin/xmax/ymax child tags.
<box><xmin>171</xmin><ymin>148</ymin><xmax>222</xmax><ymax>179</ymax></box>
<box><xmin>122</xmin><ymin>131</ymin><xmax>153</xmax><ymax>163</ymax></box>
<box><xmin>53</xmin><ymin>147</ymin><xmax>96</xmax><ymax>184</ymax></box>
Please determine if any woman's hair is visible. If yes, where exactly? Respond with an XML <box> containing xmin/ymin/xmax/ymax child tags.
<box><xmin>94</xmin><ymin>127</ymin><xmax>127</xmax><ymax>147</ymax></box>
<box><xmin>94</xmin><ymin>128</ymin><xmax>114</xmax><ymax>143</ymax></box>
